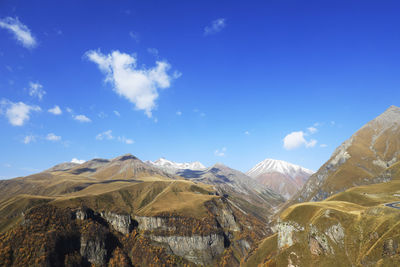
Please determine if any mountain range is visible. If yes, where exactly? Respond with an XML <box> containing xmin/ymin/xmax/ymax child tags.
<box><xmin>1</xmin><ymin>105</ymin><xmax>400</xmax><ymax>266</ymax></box>
<box><xmin>244</xmin><ymin>105</ymin><xmax>400</xmax><ymax>267</ymax></box>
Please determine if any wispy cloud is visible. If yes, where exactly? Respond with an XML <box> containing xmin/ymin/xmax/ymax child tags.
<box><xmin>147</xmin><ymin>48</ymin><xmax>159</xmax><ymax>57</ymax></box>
<box><xmin>0</xmin><ymin>17</ymin><xmax>37</xmax><ymax>48</ymax></box>
<box><xmin>113</xmin><ymin>110</ymin><xmax>120</xmax><ymax>117</ymax></box>
<box><xmin>176</xmin><ymin>111</ymin><xmax>182</xmax><ymax>116</ymax></box>
<box><xmin>86</xmin><ymin>49</ymin><xmax>180</xmax><ymax>117</ymax></box>
<box><xmin>0</xmin><ymin>99</ymin><xmax>41</xmax><ymax>126</ymax></box>
<box><xmin>23</xmin><ymin>135</ymin><xmax>36</xmax><ymax>144</ymax></box>
<box><xmin>48</xmin><ymin>105</ymin><xmax>62</xmax><ymax>115</ymax></box>
<box><xmin>129</xmin><ymin>31</ymin><xmax>139</xmax><ymax>42</ymax></box>
<box><xmin>118</xmin><ymin>136</ymin><xmax>134</xmax><ymax>144</ymax></box>
<box><xmin>320</xmin><ymin>144</ymin><xmax>328</xmax><ymax>148</ymax></box>
<box><xmin>74</xmin><ymin>114</ymin><xmax>91</xmax><ymax>123</ymax></box>
<box><xmin>283</xmin><ymin>131</ymin><xmax>317</xmax><ymax>150</ymax></box>
<box><xmin>204</xmin><ymin>18</ymin><xmax>226</xmax><ymax>36</ymax></box>
<box><xmin>96</xmin><ymin>130</ymin><xmax>134</xmax><ymax>144</ymax></box>
<box><xmin>307</xmin><ymin>126</ymin><xmax>318</xmax><ymax>134</ymax></box>
<box><xmin>46</xmin><ymin>133</ymin><xmax>61</xmax><ymax>142</ymax></box>
<box><xmin>214</xmin><ymin>147</ymin><xmax>227</xmax><ymax>157</ymax></box>
<box><xmin>96</xmin><ymin>130</ymin><xmax>114</xmax><ymax>140</ymax></box>
<box><xmin>28</xmin><ymin>82</ymin><xmax>46</xmax><ymax>100</ymax></box>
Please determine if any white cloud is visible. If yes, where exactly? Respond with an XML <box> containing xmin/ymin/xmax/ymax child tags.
<box><xmin>23</xmin><ymin>135</ymin><xmax>35</xmax><ymax>144</ymax></box>
<box><xmin>214</xmin><ymin>147</ymin><xmax>226</xmax><ymax>157</ymax></box>
<box><xmin>28</xmin><ymin>82</ymin><xmax>46</xmax><ymax>100</ymax></box>
<box><xmin>176</xmin><ymin>111</ymin><xmax>182</xmax><ymax>116</ymax></box>
<box><xmin>86</xmin><ymin>50</ymin><xmax>179</xmax><ymax>117</ymax></box>
<box><xmin>307</xmin><ymin>126</ymin><xmax>318</xmax><ymax>134</ymax></box>
<box><xmin>46</xmin><ymin>133</ymin><xmax>61</xmax><ymax>142</ymax></box>
<box><xmin>244</xmin><ymin>131</ymin><xmax>250</xmax><ymax>135</ymax></box>
<box><xmin>71</xmin><ymin>158</ymin><xmax>85</xmax><ymax>164</ymax></box>
<box><xmin>66</xmin><ymin>107</ymin><xmax>73</xmax><ymax>113</ymax></box>
<box><xmin>204</xmin><ymin>18</ymin><xmax>226</xmax><ymax>36</ymax></box>
<box><xmin>283</xmin><ymin>131</ymin><xmax>317</xmax><ymax>150</ymax></box>
<box><xmin>0</xmin><ymin>99</ymin><xmax>41</xmax><ymax>126</ymax></box>
<box><xmin>118</xmin><ymin>136</ymin><xmax>134</xmax><ymax>144</ymax></box>
<box><xmin>74</xmin><ymin>114</ymin><xmax>91</xmax><ymax>123</ymax></box>
<box><xmin>113</xmin><ymin>110</ymin><xmax>120</xmax><ymax>117</ymax></box>
<box><xmin>96</xmin><ymin>130</ymin><xmax>114</xmax><ymax>140</ymax></box>
<box><xmin>48</xmin><ymin>105</ymin><xmax>62</xmax><ymax>115</ymax></box>
<box><xmin>0</xmin><ymin>17</ymin><xmax>37</xmax><ymax>48</ymax></box>
<box><xmin>320</xmin><ymin>144</ymin><xmax>328</xmax><ymax>148</ymax></box>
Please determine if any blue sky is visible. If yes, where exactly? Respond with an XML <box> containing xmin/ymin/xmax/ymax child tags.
<box><xmin>1</xmin><ymin>0</ymin><xmax>400</xmax><ymax>178</ymax></box>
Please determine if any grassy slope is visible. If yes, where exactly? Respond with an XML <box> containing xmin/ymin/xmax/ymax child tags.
<box><xmin>244</xmin><ymin>173</ymin><xmax>400</xmax><ymax>267</ymax></box>
<box><xmin>0</xmin><ymin>167</ymin><xmax>217</xmax><ymax>233</ymax></box>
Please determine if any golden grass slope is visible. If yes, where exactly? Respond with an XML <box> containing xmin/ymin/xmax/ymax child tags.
<box><xmin>243</xmin><ymin>177</ymin><xmax>400</xmax><ymax>267</ymax></box>
<box><xmin>0</xmin><ymin>154</ymin><xmax>217</xmax><ymax>233</ymax></box>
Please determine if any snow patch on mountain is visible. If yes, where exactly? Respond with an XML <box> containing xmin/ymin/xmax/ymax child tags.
<box><xmin>246</xmin><ymin>159</ymin><xmax>313</xmax><ymax>179</ymax></box>
<box><xmin>147</xmin><ymin>158</ymin><xmax>206</xmax><ymax>173</ymax></box>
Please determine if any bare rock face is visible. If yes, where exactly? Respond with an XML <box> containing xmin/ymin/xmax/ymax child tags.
<box><xmin>100</xmin><ymin>211</ymin><xmax>133</xmax><ymax>234</ymax></box>
<box><xmin>150</xmin><ymin>234</ymin><xmax>226</xmax><ymax>265</ymax></box>
<box><xmin>308</xmin><ymin>225</ymin><xmax>332</xmax><ymax>255</ymax></box>
<box><xmin>80</xmin><ymin>234</ymin><xmax>107</xmax><ymax>265</ymax></box>
<box><xmin>206</xmin><ymin>198</ymin><xmax>240</xmax><ymax>232</ymax></box>
<box><xmin>135</xmin><ymin>216</ymin><xmax>176</xmax><ymax>231</ymax></box>
<box><xmin>277</xmin><ymin>220</ymin><xmax>304</xmax><ymax>250</ymax></box>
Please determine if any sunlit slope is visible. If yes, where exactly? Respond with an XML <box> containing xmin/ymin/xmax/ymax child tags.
<box><xmin>291</xmin><ymin>105</ymin><xmax>400</xmax><ymax>205</ymax></box>
<box><xmin>0</xmin><ymin>154</ymin><xmax>274</xmax><ymax>266</ymax></box>
<box><xmin>243</xmin><ymin>176</ymin><xmax>400</xmax><ymax>266</ymax></box>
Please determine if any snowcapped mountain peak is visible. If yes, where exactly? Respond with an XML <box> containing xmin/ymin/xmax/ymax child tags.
<box><xmin>147</xmin><ymin>158</ymin><xmax>206</xmax><ymax>172</ymax></box>
<box><xmin>246</xmin><ymin>158</ymin><xmax>314</xmax><ymax>178</ymax></box>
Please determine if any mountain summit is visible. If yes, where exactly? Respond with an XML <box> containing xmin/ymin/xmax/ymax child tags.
<box><xmin>293</xmin><ymin>105</ymin><xmax>400</xmax><ymax>203</ymax></box>
<box><xmin>247</xmin><ymin>159</ymin><xmax>313</xmax><ymax>199</ymax></box>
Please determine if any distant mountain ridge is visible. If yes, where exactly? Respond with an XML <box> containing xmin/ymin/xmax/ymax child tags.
<box><xmin>149</xmin><ymin>159</ymin><xmax>285</xmax><ymax>221</ymax></box>
<box><xmin>247</xmin><ymin>159</ymin><xmax>314</xmax><ymax>199</ymax></box>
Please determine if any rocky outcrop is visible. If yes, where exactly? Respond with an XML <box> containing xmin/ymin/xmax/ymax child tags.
<box><xmin>325</xmin><ymin>223</ymin><xmax>345</xmax><ymax>246</ymax></box>
<box><xmin>100</xmin><ymin>211</ymin><xmax>133</xmax><ymax>234</ymax></box>
<box><xmin>206</xmin><ymin>199</ymin><xmax>240</xmax><ymax>232</ymax></box>
<box><xmin>135</xmin><ymin>216</ymin><xmax>176</xmax><ymax>231</ymax></box>
<box><xmin>308</xmin><ymin>225</ymin><xmax>332</xmax><ymax>255</ymax></box>
<box><xmin>150</xmin><ymin>234</ymin><xmax>225</xmax><ymax>265</ymax></box>
<box><xmin>75</xmin><ymin>208</ymin><xmax>133</xmax><ymax>235</ymax></box>
<box><xmin>277</xmin><ymin>220</ymin><xmax>304</xmax><ymax>249</ymax></box>
<box><xmin>80</xmin><ymin>235</ymin><xmax>107</xmax><ymax>265</ymax></box>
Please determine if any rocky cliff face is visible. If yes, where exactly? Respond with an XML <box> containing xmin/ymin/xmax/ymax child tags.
<box><xmin>80</xmin><ymin>235</ymin><xmax>107</xmax><ymax>265</ymax></box>
<box><xmin>75</xmin><ymin>207</ymin><xmax>133</xmax><ymax>235</ymax></box>
<box><xmin>151</xmin><ymin>234</ymin><xmax>226</xmax><ymax>265</ymax></box>
<box><xmin>100</xmin><ymin>211</ymin><xmax>133</xmax><ymax>234</ymax></box>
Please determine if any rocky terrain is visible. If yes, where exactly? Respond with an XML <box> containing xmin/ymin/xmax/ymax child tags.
<box><xmin>291</xmin><ymin>105</ymin><xmax>400</xmax><ymax>204</ymax></box>
<box><xmin>0</xmin><ymin>153</ymin><xmax>281</xmax><ymax>266</ymax></box>
<box><xmin>243</xmin><ymin>106</ymin><xmax>400</xmax><ymax>267</ymax></box>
